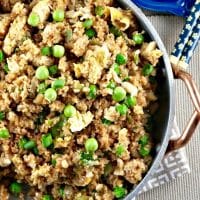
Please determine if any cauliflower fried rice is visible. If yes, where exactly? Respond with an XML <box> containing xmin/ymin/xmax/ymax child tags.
<box><xmin>0</xmin><ymin>0</ymin><xmax>163</xmax><ymax>199</ymax></box>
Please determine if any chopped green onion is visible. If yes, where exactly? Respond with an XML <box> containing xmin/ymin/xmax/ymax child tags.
<box><xmin>133</xmin><ymin>33</ymin><xmax>144</xmax><ymax>45</ymax></box>
<box><xmin>66</xmin><ymin>29</ymin><xmax>73</xmax><ymax>41</ymax></box>
<box><xmin>0</xmin><ymin>50</ymin><xmax>4</xmax><ymax>62</ymax></box>
<box><xmin>115</xmin><ymin>144</ymin><xmax>125</xmax><ymax>157</ymax></box>
<box><xmin>107</xmin><ymin>80</ymin><xmax>116</xmax><ymax>89</ymax></box>
<box><xmin>88</xmin><ymin>85</ymin><xmax>97</xmax><ymax>99</ymax></box>
<box><xmin>28</xmin><ymin>13</ymin><xmax>40</xmax><ymax>27</ymax></box>
<box><xmin>18</xmin><ymin>137</ymin><xmax>28</xmax><ymax>149</ymax></box>
<box><xmin>142</xmin><ymin>64</ymin><xmax>154</xmax><ymax>76</ymax></box>
<box><xmin>95</xmin><ymin>6</ymin><xmax>105</xmax><ymax>16</ymax></box>
<box><xmin>0</xmin><ymin>128</ymin><xmax>10</xmax><ymax>139</ymax></box>
<box><xmin>102</xmin><ymin>118</ymin><xmax>112</xmax><ymax>125</ymax></box>
<box><xmin>42</xmin><ymin>194</ymin><xmax>53</xmax><ymax>200</ymax></box>
<box><xmin>51</xmin><ymin>159</ymin><xmax>57</xmax><ymax>167</ymax></box>
<box><xmin>123</xmin><ymin>77</ymin><xmax>130</xmax><ymax>82</ymax></box>
<box><xmin>59</xmin><ymin>186</ymin><xmax>65</xmax><ymax>197</ymax></box>
<box><xmin>113</xmin><ymin>186</ymin><xmax>126</xmax><ymax>199</ymax></box>
<box><xmin>64</xmin><ymin>104</ymin><xmax>76</xmax><ymax>118</ymax></box>
<box><xmin>139</xmin><ymin>146</ymin><xmax>151</xmax><ymax>157</ymax></box>
<box><xmin>80</xmin><ymin>151</ymin><xmax>94</xmax><ymax>163</ymax></box>
<box><xmin>115</xmin><ymin>104</ymin><xmax>128</xmax><ymax>115</ymax></box>
<box><xmin>42</xmin><ymin>133</ymin><xmax>53</xmax><ymax>148</ymax></box>
<box><xmin>44</xmin><ymin>88</ymin><xmax>57</xmax><ymax>102</ymax></box>
<box><xmin>51</xmin><ymin>79</ymin><xmax>65</xmax><ymax>90</ymax></box>
<box><xmin>85</xmin><ymin>138</ymin><xmax>98</xmax><ymax>153</ymax></box>
<box><xmin>139</xmin><ymin>135</ymin><xmax>149</xmax><ymax>146</ymax></box>
<box><xmin>50</xmin><ymin>116</ymin><xmax>65</xmax><ymax>137</ymax></box>
<box><xmin>124</xmin><ymin>96</ymin><xmax>137</xmax><ymax>108</ymax></box>
<box><xmin>115</xmin><ymin>53</ymin><xmax>127</xmax><ymax>65</ymax></box>
<box><xmin>112</xmin><ymin>87</ymin><xmax>126</xmax><ymax>102</ymax></box>
<box><xmin>41</xmin><ymin>47</ymin><xmax>51</xmax><ymax>56</ymax></box>
<box><xmin>83</xmin><ymin>19</ymin><xmax>93</xmax><ymax>29</ymax></box>
<box><xmin>24</xmin><ymin>140</ymin><xmax>36</xmax><ymax>150</ymax></box>
<box><xmin>33</xmin><ymin>147</ymin><xmax>39</xmax><ymax>155</ymax></box>
<box><xmin>36</xmin><ymin>66</ymin><xmax>49</xmax><ymax>80</ymax></box>
<box><xmin>85</xmin><ymin>28</ymin><xmax>96</xmax><ymax>39</ymax></box>
<box><xmin>104</xmin><ymin>163</ymin><xmax>113</xmax><ymax>177</ymax></box>
<box><xmin>3</xmin><ymin>64</ymin><xmax>9</xmax><ymax>74</ymax></box>
<box><xmin>0</xmin><ymin>111</ymin><xmax>5</xmax><ymax>121</ymax></box>
<box><xmin>9</xmin><ymin>182</ymin><xmax>22</xmax><ymax>195</ymax></box>
<box><xmin>113</xmin><ymin>63</ymin><xmax>121</xmax><ymax>75</ymax></box>
<box><xmin>52</xmin><ymin>9</ymin><xmax>65</xmax><ymax>22</ymax></box>
<box><xmin>109</xmin><ymin>26</ymin><xmax>122</xmax><ymax>37</ymax></box>
<box><xmin>49</xmin><ymin>65</ymin><xmax>58</xmax><ymax>76</ymax></box>
<box><xmin>37</xmin><ymin>82</ymin><xmax>47</xmax><ymax>94</ymax></box>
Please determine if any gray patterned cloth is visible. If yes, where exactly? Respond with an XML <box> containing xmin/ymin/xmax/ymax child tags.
<box><xmin>134</xmin><ymin>119</ymin><xmax>190</xmax><ymax>199</ymax></box>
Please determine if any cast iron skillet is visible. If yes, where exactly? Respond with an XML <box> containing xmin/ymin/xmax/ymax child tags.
<box><xmin>117</xmin><ymin>0</ymin><xmax>200</xmax><ymax>199</ymax></box>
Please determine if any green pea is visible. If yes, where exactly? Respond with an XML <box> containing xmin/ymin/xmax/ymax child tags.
<box><xmin>52</xmin><ymin>9</ymin><xmax>65</xmax><ymax>22</ymax></box>
<box><xmin>139</xmin><ymin>146</ymin><xmax>151</xmax><ymax>157</ymax></box>
<box><xmin>85</xmin><ymin>28</ymin><xmax>96</xmax><ymax>39</ymax></box>
<box><xmin>42</xmin><ymin>194</ymin><xmax>53</xmax><ymax>200</ymax></box>
<box><xmin>133</xmin><ymin>33</ymin><xmax>144</xmax><ymax>45</ymax></box>
<box><xmin>88</xmin><ymin>85</ymin><xmax>97</xmax><ymax>99</ymax></box>
<box><xmin>115</xmin><ymin>104</ymin><xmax>128</xmax><ymax>115</ymax></box>
<box><xmin>0</xmin><ymin>111</ymin><xmax>5</xmax><ymax>121</ymax></box>
<box><xmin>0</xmin><ymin>50</ymin><xmax>4</xmax><ymax>62</ymax></box>
<box><xmin>109</xmin><ymin>26</ymin><xmax>122</xmax><ymax>37</ymax></box>
<box><xmin>115</xmin><ymin>53</ymin><xmax>127</xmax><ymax>65</ymax></box>
<box><xmin>113</xmin><ymin>186</ymin><xmax>126</xmax><ymax>199</ymax></box>
<box><xmin>28</xmin><ymin>13</ymin><xmax>40</xmax><ymax>27</ymax></box>
<box><xmin>37</xmin><ymin>82</ymin><xmax>47</xmax><ymax>94</ymax></box>
<box><xmin>83</xmin><ymin>19</ymin><xmax>93</xmax><ymax>29</ymax></box>
<box><xmin>51</xmin><ymin>79</ymin><xmax>65</xmax><ymax>90</ymax></box>
<box><xmin>44</xmin><ymin>88</ymin><xmax>57</xmax><ymax>102</ymax></box>
<box><xmin>42</xmin><ymin>133</ymin><xmax>53</xmax><ymax>148</ymax></box>
<box><xmin>36</xmin><ymin>66</ymin><xmax>49</xmax><ymax>80</ymax></box>
<box><xmin>142</xmin><ymin>64</ymin><xmax>154</xmax><ymax>76</ymax></box>
<box><xmin>112</xmin><ymin>87</ymin><xmax>126</xmax><ymax>102</ymax></box>
<box><xmin>64</xmin><ymin>104</ymin><xmax>76</xmax><ymax>118</ymax></box>
<box><xmin>41</xmin><ymin>47</ymin><xmax>51</xmax><ymax>56</ymax></box>
<box><xmin>115</xmin><ymin>144</ymin><xmax>125</xmax><ymax>157</ymax></box>
<box><xmin>113</xmin><ymin>63</ymin><xmax>121</xmax><ymax>75</ymax></box>
<box><xmin>49</xmin><ymin>65</ymin><xmax>58</xmax><ymax>76</ymax></box>
<box><xmin>52</xmin><ymin>45</ymin><xmax>65</xmax><ymax>58</ymax></box>
<box><xmin>139</xmin><ymin>135</ymin><xmax>149</xmax><ymax>146</ymax></box>
<box><xmin>0</xmin><ymin>128</ymin><xmax>10</xmax><ymax>139</ymax></box>
<box><xmin>85</xmin><ymin>138</ymin><xmax>98</xmax><ymax>153</ymax></box>
<box><xmin>124</xmin><ymin>96</ymin><xmax>137</xmax><ymax>108</ymax></box>
<box><xmin>9</xmin><ymin>182</ymin><xmax>22</xmax><ymax>195</ymax></box>
<box><xmin>95</xmin><ymin>6</ymin><xmax>105</xmax><ymax>16</ymax></box>
<box><xmin>24</xmin><ymin>140</ymin><xmax>36</xmax><ymax>150</ymax></box>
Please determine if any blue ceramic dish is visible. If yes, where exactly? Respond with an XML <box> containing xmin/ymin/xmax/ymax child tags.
<box><xmin>132</xmin><ymin>0</ymin><xmax>196</xmax><ymax>17</ymax></box>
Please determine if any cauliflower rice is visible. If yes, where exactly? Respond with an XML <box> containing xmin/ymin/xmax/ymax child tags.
<box><xmin>0</xmin><ymin>0</ymin><xmax>162</xmax><ymax>199</ymax></box>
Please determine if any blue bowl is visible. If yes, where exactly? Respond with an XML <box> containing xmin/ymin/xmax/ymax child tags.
<box><xmin>132</xmin><ymin>0</ymin><xmax>195</xmax><ymax>17</ymax></box>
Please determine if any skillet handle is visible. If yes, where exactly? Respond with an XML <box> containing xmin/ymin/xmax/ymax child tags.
<box><xmin>166</xmin><ymin>68</ymin><xmax>200</xmax><ymax>154</ymax></box>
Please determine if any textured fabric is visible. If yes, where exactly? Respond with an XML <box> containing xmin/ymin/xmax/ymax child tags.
<box><xmin>136</xmin><ymin>16</ymin><xmax>200</xmax><ymax>200</ymax></box>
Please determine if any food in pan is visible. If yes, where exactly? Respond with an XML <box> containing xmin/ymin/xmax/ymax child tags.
<box><xmin>0</xmin><ymin>0</ymin><xmax>162</xmax><ymax>199</ymax></box>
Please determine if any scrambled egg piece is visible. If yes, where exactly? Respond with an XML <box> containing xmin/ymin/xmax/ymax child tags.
<box><xmin>68</xmin><ymin>111</ymin><xmax>94</xmax><ymax>132</ymax></box>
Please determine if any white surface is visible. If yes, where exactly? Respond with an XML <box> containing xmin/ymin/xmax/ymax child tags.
<box><xmin>137</xmin><ymin>16</ymin><xmax>200</xmax><ymax>200</ymax></box>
